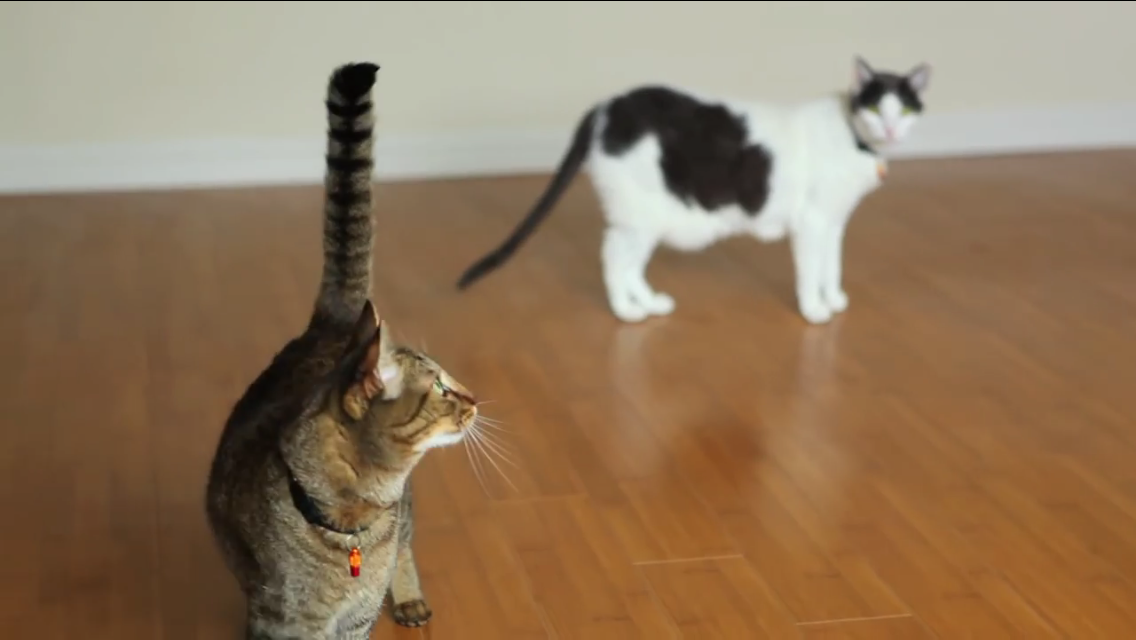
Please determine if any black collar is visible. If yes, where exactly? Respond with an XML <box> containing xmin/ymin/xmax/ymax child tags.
<box><xmin>287</xmin><ymin>472</ymin><xmax>368</xmax><ymax>536</ymax></box>
<box><xmin>847</xmin><ymin>95</ymin><xmax>878</xmax><ymax>156</ymax></box>
<box><xmin>853</xmin><ymin>131</ymin><xmax>876</xmax><ymax>155</ymax></box>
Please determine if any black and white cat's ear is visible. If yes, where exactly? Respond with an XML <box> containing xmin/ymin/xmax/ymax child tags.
<box><xmin>853</xmin><ymin>56</ymin><xmax>875</xmax><ymax>88</ymax></box>
<box><xmin>906</xmin><ymin>63</ymin><xmax>931</xmax><ymax>93</ymax></box>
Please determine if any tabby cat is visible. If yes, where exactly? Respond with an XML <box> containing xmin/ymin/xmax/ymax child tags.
<box><xmin>456</xmin><ymin>56</ymin><xmax>931</xmax><ymax>325</ymax></box>
<box><xmin>205</xmin><ymin>62</ymin><xmax>478</xmax><ymax>639</ymax></box>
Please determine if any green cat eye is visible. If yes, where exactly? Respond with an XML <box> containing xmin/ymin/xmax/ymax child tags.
<box><xmin>433</xmin><ymin>378</ymin><xmax>446</xmax><ymax>393</ymax></box>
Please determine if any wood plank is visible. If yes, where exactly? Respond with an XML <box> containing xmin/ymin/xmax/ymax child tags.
<box><xmin>2</xmin><ymin>150</ymin><xmax>1136</xmax><ymax>637</ymax></box>
<box><xmin>798</xmin><ymin>616</ymin><xmax>931</xmax><ymax>639</ymax></box>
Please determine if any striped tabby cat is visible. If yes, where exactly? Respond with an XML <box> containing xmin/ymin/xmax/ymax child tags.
<box><xmin>205</xmin><ymin>62</ymin><xmax>479</xmax><ymax>639</ymax></box>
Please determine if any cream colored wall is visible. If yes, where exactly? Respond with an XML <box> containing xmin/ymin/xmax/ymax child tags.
<box><xmin>2</xmin><ymin>0</ymin><xmax>1133</xmax><ymax>146</ymax></box>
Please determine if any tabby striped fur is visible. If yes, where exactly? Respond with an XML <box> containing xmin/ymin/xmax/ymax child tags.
<box><xmin>205</xmin><ymin>62</ymin><xmax>479</xmax><ymax>639</ymax></box>
<box><xmin>315</xmin><ymin>65</ymin><xmax>378</xmax><ymax>326</ymax></box>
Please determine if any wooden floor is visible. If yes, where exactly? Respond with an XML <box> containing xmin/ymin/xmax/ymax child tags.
<box><xmin>3</xmin><ymin>150</ymin><xmax>1136</xmax><ymax>639</ymax></box>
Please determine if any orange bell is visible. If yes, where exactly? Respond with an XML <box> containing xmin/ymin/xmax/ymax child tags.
<box><xmin>349</xmin><ymin>547</ymin><xmax>362</xmax><ymax>578</ymax></box>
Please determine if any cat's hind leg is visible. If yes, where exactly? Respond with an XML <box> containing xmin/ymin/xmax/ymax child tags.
<box><xmin>601</xmin><ymin>225</ymin><xmax>673</xmax><ymax>322</ymax></box>
<box><xmin>388</xmin><ymin>490</ymin><xmax>432</xmax><ymax>628</ymax></box>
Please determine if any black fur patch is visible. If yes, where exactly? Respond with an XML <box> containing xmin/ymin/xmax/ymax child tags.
<box><xmin>851</xmin><ymin>72</ymin><xmax>923</xmax><ymax>113</ymax></box>
<box><xmin>600</xmin><ymin>86</ymin><xmax>773</xmax><ymax>216</ymax></box>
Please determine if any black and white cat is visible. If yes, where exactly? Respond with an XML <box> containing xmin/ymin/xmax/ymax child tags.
<box><xmin>457</xmin><ymin>56</ymin><xmax>931</xmax><ymax>325</ymax></box>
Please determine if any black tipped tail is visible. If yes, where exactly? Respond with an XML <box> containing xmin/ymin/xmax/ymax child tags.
<box><xmin>331</xmin><ymin>62</ymin><xmax>380</xmax><ymax>101</ymax></box>
<box><xmin>456</xmin><ymin>107</ymin><xmax>599</xmax><ymax>291</ymax></box>
<box><xmin>313</xmin><ymin>61</ymin><xmax>381</xmax><ymax>325</ymax></box>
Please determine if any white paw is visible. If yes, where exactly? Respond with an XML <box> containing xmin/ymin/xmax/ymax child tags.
<box><xmin>799</xmin><ymin>299</ymin><xmax>832</xmax><ymax>325</ymax></box>
<box><xmin>611</xmin><ymin>299</ymin><xmax>650</xmax><ymax>323</ymax></box>
<box><xmin>823</xmin><ymin>288</ymin><xmax>849</xmax><ymax>313</ymax></box>
<box><xmin>642</xmin><ymin>292</ymin><xmax>675</xmax><ymax>316</ymax></box>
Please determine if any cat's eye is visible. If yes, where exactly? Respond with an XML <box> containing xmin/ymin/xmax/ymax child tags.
<box><xmin>433</xmin><ymin>378</ymin><xmax>446</xmax><ymax>393</ymax></box>
<box><xmin>902</xmin><ymin>107</ymin><xmax>913</xmax><ymax>115</ymax></box>
<box><xmin>868</xmin><ymin>105</ymin><xmax>881</xmax><ymax>113</ymax></box>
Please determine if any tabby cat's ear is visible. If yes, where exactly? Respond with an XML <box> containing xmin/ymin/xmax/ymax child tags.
<box><xmin>342</xmin><ymin>302</ymin><xmax>403</xmax><ymax>419</ymax></box>
<box><xmin>358</xmin><ymin>319</ymin><xmax>401</xmax><ymax>393</ymax></box>
<box><xmin>906</xmin><ymin>63</ymin><xmax>931</xmax><ymax>94</ymax></box>
<box><xmin>853</xmin><ymin>56</ymin><xmax>874</xmax><ymax>89</ymax></box>
<box><xmin>347</xmin><ymin>300</ymin><xmax>381</xmax><ymax>353</ymax></box>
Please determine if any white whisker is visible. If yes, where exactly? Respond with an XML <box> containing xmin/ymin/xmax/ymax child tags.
<box><xmin>473</xmin><ymin>426</ymin><xmax>518</xmax><ymax>463</ymax></box>
<box><xmin>474</xmin><ymin>421</ymin><xmax>516</xmax><ymax>453</ymax></box>
<box><xmin>468</xmin><ymin>427</ymin><xmax>518</xmax><ymax>492</ymax></box>
<box><xmin>474</xmin><ymin>433</ymin><xmax>518</xmax><ymax>469</ymax></box>
<box><xmin>474</xmin><ymin>415</ymin><xmax>510</xmax><ymax>433</ymax></box>
<box><xmin>461</xmin><ymin>437</ymin><xmax>489</xmax><ymax>497</ymax></box>
<box><xmin>467</xmin><ymin>432</ymin><xmax>500</xmax><ymax>489</ymax></box>
<box><xmin>474</xmin><ymin>415</ymin><xmax>509</xmax><ymax>433</ymax></box>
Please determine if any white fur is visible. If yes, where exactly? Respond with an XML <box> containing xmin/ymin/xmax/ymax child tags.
<box><xmin>584</xmin><ymin>64</ymin><xmax>928</xmax><ymax>325</ymax></box>
<box><xmin>423</xmin><ymin>431</ymin><xmax>465</xmax><ymax>450</ymax></box>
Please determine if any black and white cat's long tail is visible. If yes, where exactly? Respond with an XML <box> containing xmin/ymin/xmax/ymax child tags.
<box><xmin>455</xmin><ymin>107</ymin><xmax>598</xmax><ymax>290</ymax></box>
<box><xmin>313</xmin><ymin>62</ymin><xmax>381</xmax><ymax>326</ymax></box>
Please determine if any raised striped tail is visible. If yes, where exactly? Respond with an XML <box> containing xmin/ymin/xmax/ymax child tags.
<box><xmin>313</xmin><ymin>62</ymin><xmax>381</xmax><ymax>326</ymax></box>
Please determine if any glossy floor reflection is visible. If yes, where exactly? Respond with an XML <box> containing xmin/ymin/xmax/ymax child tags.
<box><xmin>3</xmin><ymin>149</ymin><xmax>1136</xmax><ymax>638</ymax></box>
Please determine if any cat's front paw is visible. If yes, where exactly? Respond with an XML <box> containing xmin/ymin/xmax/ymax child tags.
<box><xmin>611</xmin><ymin>299</ymin><xmax>651</xmax><ymax>323</ymax></box>
<box><xmin>823</xmin><ymin>288</ymin><xmax>849</xmax><ymax>313</ymax></box>
<box><xmin>391</xmin><ymin>599</ymin><xmax>433</xmax><ymax>628</ymax></box>
<box><xmin>798</xmin><ymin>298</ymin><xmax>832</xmax><ymax>325</ymax></box>
<box><xmin>643</xmin><ymin>292</ymin><xmax>675</xmax><ymax>316</ymax></box>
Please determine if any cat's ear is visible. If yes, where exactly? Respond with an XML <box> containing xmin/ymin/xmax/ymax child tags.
<box><xmin>906</xmin><ymin>63</ymin><xmax>931</xmax><ymax>94</ymax></box>
<box><xmin>342</xmin><ymin>302</ymin><xmax>403</xmax><ymax>418</ymax></box>
<box><xmin>346</xmin><ymin>300</ymin><xmax>381</xmax><ymax>355</ymax></box>
<box><xmin>357</xmin><ymin>320</ymin><xmax>402</xmax><ymax>394</ymax></box>
<box><xmin>853</xmin><ymin>56</ymin><xmax>875</xmax><ymax>88</ymax></box>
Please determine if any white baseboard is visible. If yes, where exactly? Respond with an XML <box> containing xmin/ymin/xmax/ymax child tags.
<box><xmin>2</xmin><ymin>102</ymin><xmax>1135</xmax><ymax>195</ymax></box>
